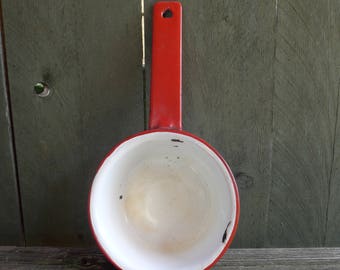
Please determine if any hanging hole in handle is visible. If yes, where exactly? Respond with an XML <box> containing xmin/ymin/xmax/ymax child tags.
<box><xmin>162</xmin><ymin>9</ymin><xmax>173</xmax><ymax>18</ymax></box>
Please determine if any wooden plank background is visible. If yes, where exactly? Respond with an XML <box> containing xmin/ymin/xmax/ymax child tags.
<box><xmin>266</xmin><ymin>0</ymin><xmax>340</xmax><ymax>247</ymax></box>
<box><xmin>0</xmin><ymin>9</ymin><xmax>23</xmax><ymax>245</ymax></box>
<box><xmin>325</xmin><ymin>0</ymin><xmax>340</xmax><ymax>247</ymax></box>
<box><xmin>0</xmin><ymin>0</ymin><xmax>340</xmax><ymax>248</ymax></box>
<box><xmin>1</xmin><ymin>0</ymin><xmax>143</xmax><ymax>246</ymax></box>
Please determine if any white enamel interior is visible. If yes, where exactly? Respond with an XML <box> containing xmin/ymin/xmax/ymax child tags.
<box><xmin>90</xmin><ymin>132</ymin><xmax>237</xmax><ymax>270</ymax></box>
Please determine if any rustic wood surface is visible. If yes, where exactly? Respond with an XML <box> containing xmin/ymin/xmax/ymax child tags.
<box><xmin>1</xmin><ymin>0</ymin><xmax>143</xmax><ymax>246</ymax></box>
<box><xmin>1</xmin><ymin>247</ymin><xmax>340</xmax><ymax>270</ymax></box>
<box><xmin>1</xmin><ymin>0</ymin><xmax>340</xmax><ymax>248</ymax></box>
<box><xmin>267</xmin><ymin>0</ymin><xmax>340</xmax><ymax>247</ymax></box>
<box><xmin>145</xmin><ymin>0</ymin><xmax>276</xmax><ymax>248</ymax></box>
<box><xmin>325</xmin><ymin>0</ymin><xmax>340</xmax><ymax>246</ymax></box>
<box><xmin>0</xmin><ymin>11</ymin><xmax>23</xmax><ymax>245</ymax></box>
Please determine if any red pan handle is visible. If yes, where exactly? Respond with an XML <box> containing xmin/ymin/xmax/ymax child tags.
<box><xmin>149</xmin><ymin>1</ymin><xmax>182</xmax><ymax>130</ymax></box>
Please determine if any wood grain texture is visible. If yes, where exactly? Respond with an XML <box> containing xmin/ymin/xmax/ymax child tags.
<box><xmin>145</xmin><ymin>0</ymin><xmax>276</xmax><ymax>247</ymax></box>
<box><xmin>267</xmin><ymin>0</ymin><xmax>338</xmax><ymax>246</ymax></box>
<box><xmin>0</xmin><ymin>12</ymin><xmax>23</xmax><ymax>245</ymax></box>
<box><xmin>1</xmin><ymin>247</ymin><xmax>340</xmax><ymax>270</ymax></box>
<box><xmin>2</xmin><ymin>0</ymin><xmax>143</xmax><ymax>245</ymax></box>
<box><xmin>325</xmin><ymin>0</ymin><xmax>340</xmax><ymax>246</ymax></box>
<box><xmin>0</xmin><ymin>247</ymin><xmax>113</xmax><ymax>270</ymax></box>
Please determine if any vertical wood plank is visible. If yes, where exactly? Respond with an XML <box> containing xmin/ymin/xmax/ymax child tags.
<box><xmin>2</xmin><ymin>0</ymin><xmax>143</xmax><ymax>245</ymax></box>
<box><xmin>325</xmin><ymin>0</ymin><xmax>340</xmax><ymax>246</ymax></box>
<box><xmin>145</xmin><ymin>0</ymin><xmax>276</xmax><ymax>247</ymax></box>
<box><xmin>267</xmin><ymin>0</ymin><xmax>337</xmax><ymax>246</ymax></box>
<box><xmin>0</xmin><ymin>10</ymin><xmax>23</xmax><ymax>245</ymax></box>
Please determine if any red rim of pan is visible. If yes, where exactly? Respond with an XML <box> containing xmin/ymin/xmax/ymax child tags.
<box><xmin>88</xmin><ymin>129</ymin><xmax>240</xmax><ymax>270</ymax></box>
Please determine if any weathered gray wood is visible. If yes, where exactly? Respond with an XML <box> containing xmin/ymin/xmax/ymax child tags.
<box><xmin>2</xmin><ymin>0</ymin><xmax>339</xmax><ymax>248</ymax></box>
<box><xmin>145</xmin><ymin>0</ymin><xmax>276</xmax><ymax>247</ymax></box>
<box><xmin>267</xmin><ymin>0</ymin><xmax>339</xmax><ymax>246</ymax></box>
<box><xmin>1</xmin><ymin>247</ymin><xmax>340</xmax><ymax>270</ymax></box>
<box><xmin>2</xmin><ymin>0</ymin><xmax>143</xmax><ymax>245</ymax></box>
<box><xmin>325</xmin><ymin>0</ymin><xmax>340</xmax><ymax>246</ymax></box>
<box><xmin>0</xmin><ymin>13</ymin><xmax>23</xmax><ymax>244</ymax></box>
<box><xmin>0</xmin><ymin>247</ymin><xmax>113</xmax><ymax>270</ymax></box>
<box><xmin>215</xmin><ymin>248</ymin><xmax>340</xmax><ymax>270</ymax></box>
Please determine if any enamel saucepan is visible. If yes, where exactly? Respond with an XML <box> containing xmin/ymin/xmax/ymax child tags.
<box><xmin>89</xmin><ymin>2</ymin><xmax>240</xmax><ymax>269</ymax></box>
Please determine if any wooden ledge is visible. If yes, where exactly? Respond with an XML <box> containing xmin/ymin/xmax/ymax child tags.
<box><xmin>0</xmin><ymin>247</ymin><xmax>340</xmax><ymax>269</ymax></box>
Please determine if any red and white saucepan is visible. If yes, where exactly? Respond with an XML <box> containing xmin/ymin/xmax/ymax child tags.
<box><xmin>89</xmin><ymin>2</ymin><xmax>239</xmax><ymax>269</ymax></box>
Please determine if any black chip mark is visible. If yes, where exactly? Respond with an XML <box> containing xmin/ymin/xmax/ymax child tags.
<box><xmin>173</xmin><ymin>145</ymin><xmax>179</xmax><ymax>147</ymax></box>
<box><xmin>171</xmin><ymin>139</ymin><xmax>184</xmax><ymax>143</ymax></box>
<box><xmin>119</xmin><ymin>195</ymin><xmax>123</xmax><ymax>200</ymax></box>
<box><xmin>222</xmin><ymin>221</ymin><xmax>231</xmax><ymax>243</ymax></box>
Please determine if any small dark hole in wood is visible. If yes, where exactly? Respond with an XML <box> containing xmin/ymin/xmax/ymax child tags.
<box><xmin>162</xmin><ymin>9</ymin><xmax>173</xmax><ymax>18</ymax></box>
